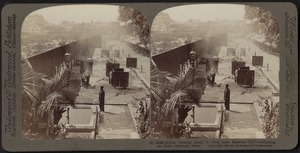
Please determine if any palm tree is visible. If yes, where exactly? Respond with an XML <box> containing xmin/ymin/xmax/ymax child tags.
<box><xmin>36</xmin><ymin>61</ymin><xmax>81</xmax><ymax>126</ymax></box>
<box><xmin>150</xmin><ymin>59</ymin><xmax>207</xmax><ymax>136</ymax></box>
<box><xmin>37</xmin><ymin>68</ymin><xmax>73</xmax><ymax>118</ymax></box>
<box><xmin>22</xmin><ymin>56</ymin><xmax>80</xmax><ymax>139</ymax></box>
<box><xmin>21</xmin><ymin>59</ymin><xmax>45</xmax><ymax>136</ymax></box>
<box><xmin>150</xmin><ymin>59</ymin><xmax>170</xmax><ymax>130</ymax></box>
<box><xmin>21</xmin><ymin>59</ymin><xmax>44</xmax><ymax>105</ymax></box>
<box><xmin>161</xmin><ymin>67</ymin><xmax>206</xmax><ymax>116</ymax></box>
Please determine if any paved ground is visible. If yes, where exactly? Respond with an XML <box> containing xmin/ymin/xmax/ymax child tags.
<box><xmin>96</xmin><ymin>105</ymin><xmax>139</xmax><ymax>139</ymax></box>
<box><xmin>68</xmin><ymin>36</ymin><xmax>278</xmax><ymax>139</ymax></box>
<box><xmin>201</xmin><ymin>45</ymin><xmax>274</xmax><ymax>104</ymax></box>
<box><xmin>238</xmin><ymin>39</ymin><xmax>279</xmax><ymax>92</ymax></box>
<box><xmin>242</xmin><ymin>38</ymin><xmax>280</xmax><ymax>129</ymax></box>
<box><xmin>199</xmin><ymin>37</ymin><xmax>280</xmax><ymax>138</ymax></box>
<box><xmin>119</xmin><ymin>41</ymin><xmax>150</xmax><ymax>89</ymax></box>
<box><xmin>71</xmin><ymin>39</ymin><xmax>149</xmax><ymax>139</ymax></box>
<box><xmin>221</xmin><ymin>104</ymin><xmax>265</xmax><ymax>138</ymax></box>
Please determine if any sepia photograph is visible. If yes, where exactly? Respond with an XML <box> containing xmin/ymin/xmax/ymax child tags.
<box><xmin>150</xmin><ymin>4</ymin><xmax>280</xmax><ymax>139</ymax></box>
<box><xmin>1</xmin><ymin>2</ymin><xmax>297</xmax><ymax>151</ymax></box>
<box><xmin>21</xmin><ymin>5</ymin><xmax>150</xmax><ymax>140</ymax></box>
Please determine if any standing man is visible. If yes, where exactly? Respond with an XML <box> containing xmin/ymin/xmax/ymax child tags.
<box><xmin>211</xmin><ymin>71</ymin><xmax>216</xmax><ymax>86</ymax></box>
<box><xmin>188</xmin><ymin>50</ymin><xmax>198</xmax><ymax>68</ymax></box>
<box><xmin>86</xmin><ymin>74</ymin><xmax>90</xmax><ymax>87</ymax></box>
<box><xmin>64</xmin><ymin>52</ymin><xmax>72</xmax><ymax>70</ymax></box>
<box><xmin>99</xmin><ymin>86</ymin><xmax>105</xmax><ymax>112</ymax></box>
<box><xmin>109</xmin><ymin>69</ymin><xmax>113</xmax><ymax>84</ymax></box>
<box><xmin>234</xmin><ymin>67</ymin><xmax>240</xmax><ymax>82</ymax></box>
<box><xmin>81</xmin><ymin>74</ymin><xmax>87</xmax><ymax>88</ymax></box>
<box><xmin>224</xmin><ymin>84</ymin><xmax>230</xmax><ymax>111</ymax></box>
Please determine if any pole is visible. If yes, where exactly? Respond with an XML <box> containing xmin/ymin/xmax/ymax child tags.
<box><xmin>141</xmin><ymin>65</ymin><xmax>143</xmax><ymax>73</ymax></box>
<box><xmin>67</xmin><ymin>107</ymin><xmax>70</xmax><ymax>124</ymax></box>
<box><xmin>192</xmin><ymin>106</ymin><xmax>195</xmax><ymax>123</ymax></box>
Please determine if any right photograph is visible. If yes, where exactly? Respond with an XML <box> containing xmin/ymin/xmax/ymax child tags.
<box><xmin>150</xmin><ymin>4</ymin><xmax>280</xmax><ymax>139</ymax></box>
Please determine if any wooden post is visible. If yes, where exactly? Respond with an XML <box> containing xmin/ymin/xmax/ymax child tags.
<box><xmin>94</xmin><ymin>106</ymin><xmax>99</xmax><ymax>139</ymax></box>
<box><xmin>141</xmin><ymin>65</ymin><xmax>143</xmax><ymax>73</ymax></box>
<box><xmin>267</xmin><ymin>63</ymin><xmax>269</xmax><ymax>71</ymax></box>
<box><xmin>67</xmin><ymin>108</ymin><xmax>70</xmax><ymax>124</ymax></box>
<box><xmin>219</xmin><ymin>105</ymin><xmax>224</xmax><ymax>137</ymax></box>
<box><xmin>192</xmin><ymin>106</ymin><xmax>195</xmax><ymax>123</ymax></box>
<box><xmin>170</xmin><ymin>109</ymin><xmax>175</xmax><ymax>136</ymax></box>
<box><xmin>46</xmin><ymin>111</ymin><xmax>50</xmax><ymax>136</ymax></box>
<box><xmin>174</xmin><ymin>107</ymin><xmax>179</xmax><ymax>136</ymax></box>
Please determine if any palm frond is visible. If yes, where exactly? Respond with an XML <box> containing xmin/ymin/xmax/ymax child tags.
<box><xmin>151</xmin><ymin>59</ymin><xmax>207</xmax><ymax>117</ymax></box>
<box><xmin>161</xmin><ymin>90</ymin><xmax>190</xmax><ymax>116</ymax></box>
<box><xmin>22</xmin><ymin>86</ymin><xmax>40</xmax><ymax>104</ymax></box>
<box><xmin>151</xmin><ymin>70</ymin><xmax>170</xmax><ymax>81</ymax></box>
<box><xmin>172</xmin><ymin>67</ymin><xmax>198</xmax><ymax>91</ymax></box>
<box><xmin>150</xmin><ymin>81</ymin><xmax>164</xmax><ymax>85</ymax></box>
<box><xmin>22</xmin><ymin>82</ymin><xmax>40</xmax><ymax>88</ymax></box>
<box><xmin>45</xmin><ymin>70</ymin><xmax>70</xmax><ymax>95</ymax></box>
<box><xmin>37</xmin><ymin>93</ymin><xmax>59</xmax><ymax>118</ymax></box>
<box><xmin>21</xmin><ymin>60</ymin><xmax>43</xmax><ymax>105</ymax></box>
<box><xmin>150</xmin><ymin>60</ymin><xmax>171</xmax><ymax>105</ymax></box>
<box><xmin>151</xmin><ymin>86</ymin><xmax>165</xmax><ymax>103</ymax></box>
<box><xmin>57</xmin><ymin>90</ymin><xmax>76</xmax><ymax>106</ymax></box>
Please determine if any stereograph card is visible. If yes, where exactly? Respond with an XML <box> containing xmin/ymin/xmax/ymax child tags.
<box><xmin>1</xmin><ymin>2</ymin><xmax>298</xmax><ymax>151</ymax></box>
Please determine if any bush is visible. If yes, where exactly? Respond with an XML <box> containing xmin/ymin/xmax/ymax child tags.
<box><xmin>263</xmin><ymin>102</ymin><xmax>279</xmax><ymax>138</ymax></box>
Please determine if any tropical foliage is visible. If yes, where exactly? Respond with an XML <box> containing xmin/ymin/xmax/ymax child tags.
<box><xmin>22</xmin><ymin>60</ymin><xmax>44</xmax><ymax>137</ymax></box>
<box><xmin>37</xmin><ymin>69</ymin><xmax>71</xmax><ymax>118</ymax></box>
<box><xmin>150</xmin><ymin>59</ymin><xmax>207</xmax><ymax>136</ymax></box>
<box><xmin>150</xmin><ymin>60</ymin><xmax>170</xmax><ymax>130</ymax></box>
<box><xmin>244</xmin><ymin>5</ymin><xmax>279</xmax><ymax>53</ymax></box>
<box><xmin>118</xmin><ymin>6</ymin><xmax>150</xmax><ymax>49</ymax></box>
<box><xmin>22</xmin><ymin>58</ymin><xmax>79</xmax><ymax>139</ymax></box>
<box><xmin>133</xmin><ymin>97</ymin><xmax>150</xmax><ymax>138</ymax></box>
<box><xmin>161</xmin><ymin>68</ymin><xmax>206</xmax><ymax>116</ymax></box>
<box><xmin>263</xmin><ymin>102</ymin><xmax>280</xmax><ymax>138</ymax></box>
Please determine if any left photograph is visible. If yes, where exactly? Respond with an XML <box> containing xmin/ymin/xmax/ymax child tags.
<box><xmin>21</xmin><ymin>5</ymin><xmax>150</xmax><ymax>140</ymax></box>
